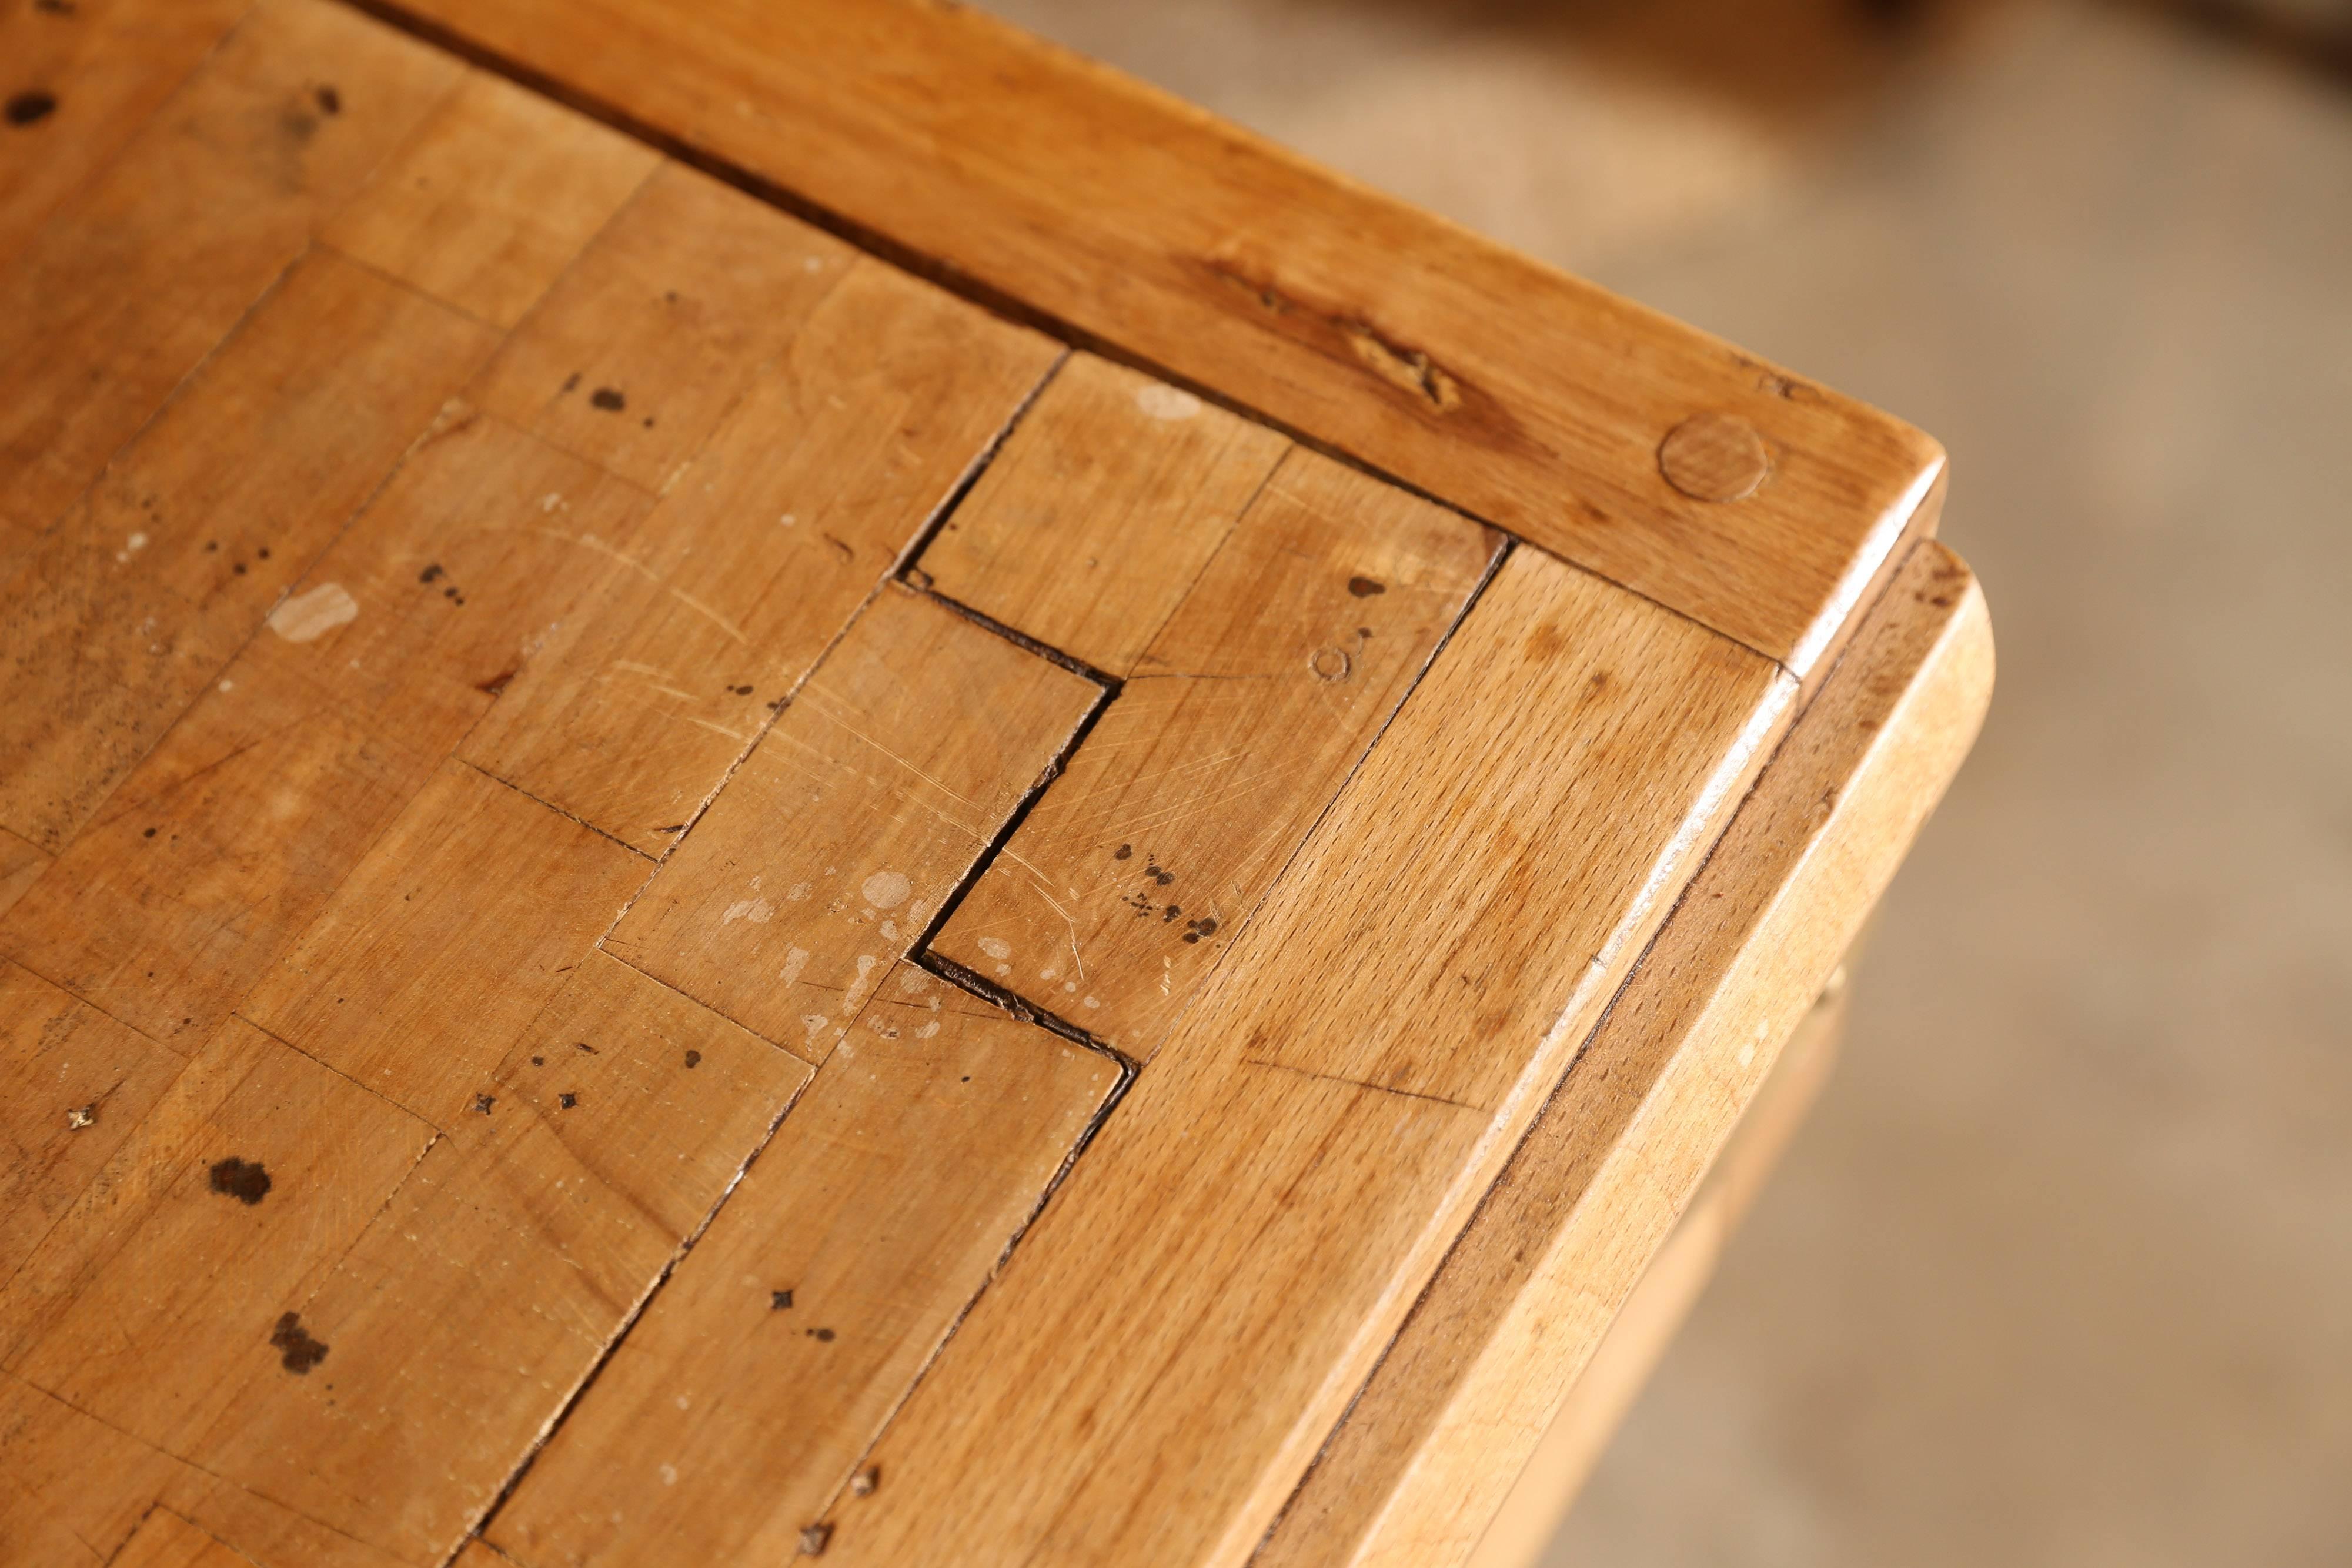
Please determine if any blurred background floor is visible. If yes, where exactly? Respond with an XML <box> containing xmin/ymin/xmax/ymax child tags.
<box><xmin>979</xmin><ymin>2</ymin><xmax>2352</xmax><ymax>1563</ymax></box>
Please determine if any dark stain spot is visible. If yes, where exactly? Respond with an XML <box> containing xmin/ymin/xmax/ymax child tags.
<box><xmin>1357</xmin><ymin>626</ymin><xmax>1374</xmax><ymax>639</ymax></box>
<box><xmin>231</xmin><ymin>561</ymin><xmax>247</xmax><ymax>575</ymax></box>
<box><xmin>1183</xmin><ymin>917</ymin><xmax>1219</xmax><ymax>944</ymax></box>
<box><xmin>279</xmin><ymin>104</ymin><xmax>319</xmax><ymax>143</ymax></box>
<box><xmin>35</xmin><ymin>0</ymin><xmax>78</xmax><ymax>14</ymax></box>
<box><xmin>476</xmin><ymin>670</ymin><xmax>516</xmax><ymax>696</ymax></box>
<box><xmin>560</xmin><ymin>372</ymin><xmax>580</xmax><ymax>393</ymax></box>
<box><xmin>1112</xmin><ymin>844</ymin><xmax>1132</xmax><ymax>861</ymax></box>
<box><xmin>257</xmin><ymin>546</ymin><xmax>271</xmax><ymax>560</ymax></box>
<box><xmin>419</xmin><ymin>563</ymin><xmax>443</xmax><ymax>584</ymax></box>
<box><xmin>313</xmin><ymin>84</ymin><xmax>340</xmax><ymax>115</ymax></box>
<box><xmin>1147</xmin><ymin>859</ymin><xmax>1174</xmax><ymax>886</ymax></box>
<box><xmin>683</xmin><ymin>1049</ymin><xmax>702</xmax><ymax>1068</ymax></box>
<box><xmin>473</xmin><ymin>1094</ymin><xmax>495</xmax><ymax>1115</ymax></box>
<box><xmin>205</xmin><ymin>540</ymin><xmax>219</xmax><ymax>552</ymax></box>
<box><xmin>6</xmin><ymin>91</ymin><xmax>58</xmax><ymax>127</ymax></box>
<box><xmin>443</xmin><ymin>586</ymin><xmax>459</xmax><ymax>600</ymax></box>
<box><xmin>270</xmin><ymin>1312</ymin><xmax>329</xmax><ymax>1374</ymax></box>
<box><xmin>806</xmin><ymin>1327</ymin><xmax>834</xmax><ymax>1342</ymax></box>
<box><xmin>558</xmin><ymin>1092</ymin><xmax>579</xmax><ymax>1110</ymax></box>
<box><xmin>530</xmin><ymin>1055</ymin><xmax>545</xmax><ymax>1066</ymax></box>
<box><xmin>590</xmin><ymin>387</ymin><xmax>626</xmax><ymax>412</ymax></box>
<box><xmin>799</xmin><ymin>1523</ymin><xmax>832</xmax><ymax>1556</ymax></box>
<box><xmin>1347</xmin><ymin>576</ymin><xmax>1386</xmax><ymax>598</ymax></box>
<box><xmin>1161</xmin><ymin>905</ymin><xmax>1181</xmax><ymax>923</ymax></box>
<box><xmin>575</xmin><ymin>1040</ymin><xmax>597</xmax><ymax>1055</ymax></box>
<box><xmin>640</xmin><ymin>416</ymin><xmax>655</xmax><ymax>428</ymax></box>
<box><xmin>143</xmin><ymin>826</ymin><xmax>156</xmax><ymax>838</ymax></box>
<box><xmin>770</xmin><ymin>1288</ymin><xmax>793</xmax><ymax>1310</ymax></box>
<box><xmin>663</xmin><ymin>290</ymin><xmax>680</xmax><ymax>304</ymax></box>
<box><xmin>208</xmin><ymin>1157</ymin><xmax>272</xmax><ymax>1205</ymax></box>
<box><xmin>730</xmin><ymin>683</ymin><xmax>754</xmax><ymax>696</ymax></box>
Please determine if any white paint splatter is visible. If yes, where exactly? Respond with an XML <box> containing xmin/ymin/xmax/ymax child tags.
<box><xmin>1040</xmin><ymin>965</ymin><xmax>1059</xmax><ymax>982</ymax></box>
<box><xmin>1083</xmin><ymin>995</ymin><xmax>1100</xmax><ymax>1010</ymax></box>
<box><xmin>126</xmin><ymin>531</ymin><xmax>148</xmax><ymax>552</ymax></box>
<box><xmin>268</xmin><ymin>582</ymin><xmax>360</xmax><ymax>643</ymax></box>
<box><xmin>779</xmin><ymin>513</ymin><xmax>797</xmax><ymax>528</ymax></box>
<box><xmin>977</xmin><ymin>936</ymin><xmax>1012</xmax><ymax>961</ymax></box>
<box><xmin>880</xmin><ymin>920</ymin><xmax>898</xmax><ymax>941</ymax></box>
<box><xmin>861</xmin><ymin>870</ymin><xmax>912</xmax><ymax>909</ymax></box>
<box><xmin>659</xmin><ymin>1465</ymin><xmax>679</xmax><ymax>1487</ymax></box>
<box><xmin>722</xmin><ymin>897</ymin><xmax>774</xmax><ymax>925</ymax></box>
<box><xmin>1135</xmin><ymin>383</ymin><xmax>1202</xmax><ymax>422</ymax></box>
<box><xmin>218</xmin><ymin>680</ymin><xmax>235</xmax><ymax>693</ymax></box>
<box><xmin>540</xmin><ymin>492</ymin><xmax>566</xmax><ymax>514</ymax></box>
<box><xmin>897</xmin><ymin>969</ymin><xmax>932</xmax><ymax>995</ymax></box>
<box><xmin>801</xmin><ymin>1014</ymin><xmax>830</xmax><ymax>1038</ymax></box>
<box><xmin>916</xmin><ymin>1021</ymin><xmax>940</xmax><ymax>1039</ymax></box>
<box><xmin>786</xmin><ymin>882</ymin><xmax>812</xmax><ymax>902</ymax></box>
<box><xmin>779</xmin><ymin>946</ymin><xmax>810</xmax><ymax>985</ymax></box>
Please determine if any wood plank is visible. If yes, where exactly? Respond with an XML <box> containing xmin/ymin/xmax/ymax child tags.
<box><xmin>1254</xmin><ymin>541</ymin><xmax>1995</xmax><ymax>1568</ymax></box>
<box><xmin>0</xmin><ymin>409</ymin><xmax>652</xmax><ymax>1051</ymax></box>
<box><xmin>112</xmin><ymin>1507</ymin><xmax>259</xmax><ymax>1568</ymax></box>
<box><xmin>1463</xmin><ymin>977</ymin><xmax>1849</xmax><ymax>1568</ymax></box>
<box><xmin>465</xmin><ymin>159</ymin><xmax>855</xmax><ymax>493</ymax></box>
<box><xmin>0</xmin><ymin>1016</ymin><xmax>437</xmax><ymax>1455</ymax></box>
<box><xmin>0</xmin><ymin>0</ymin><xmax>250</xmax><ymax>268</ymax></box>
<box><xmin>807</xmin><ymin>549</ymin><xmax>1792</xmax><ymax>1567</ymax></box>
<box><xmin>236</xmin><ymin>761</ymin><xmax>650</xmax><ymax>1126</ymax></box>
<box><xmin>0</xmin><ymin>0</ymin><xmax>462</xmax><ymax>539</ymax></box>
<box><xmin>197</xmin><ymin>951</ymin><xmax>811</xmax><ymax>1564</ymax></box>
<box><xmin>488</xmin><ymin>964</ymin><xmax>1120</xmax><ymax>1568</ymax></box>
<box><xmin>462</xmin><ymin>258</ymin><xmax>1062</xmax><ymax>852</ymax></box>
<box><xmin>0</xmin><ymin>245</ymin><xmax>501</xmax><ymax>850</ymax></box>
<box><xmin>322</xmin><ymin>69</ymin><xmax>659</xmax><ymax>328</ymax></box>
<box><xmin>365</xmin><ymin>0</ymin><xmax>1942</xmax><ymax>671</ymax></box>
<box><xmin>0</xmin><ymin>826</ymin><xmax>48</xmax><ymax>918</ymax></box>
<box><xmin>934</xmin><ymin>449</ymin><xmax>1501</xmax><ymax>1057</ymax></box>
<box><xmin>603</xmin><ymin>584</ymin><xmax>1099</xmax><ymax>1055</ymax></box>
<box><xmin>0</xmin><ymin>959</ymin><xmax>185</xmax><ymax>1282</ymax></box>
<box><xmin>914</xmin><ymin>353</ymin><xmax>1288</xmax><ymax>676</ymax></box>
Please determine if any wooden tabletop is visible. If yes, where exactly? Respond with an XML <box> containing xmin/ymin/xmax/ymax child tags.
<box><xmin>0</xmin><ymin>2</ymin><xmax>1993</xmax><ymax>1565</ymax></box>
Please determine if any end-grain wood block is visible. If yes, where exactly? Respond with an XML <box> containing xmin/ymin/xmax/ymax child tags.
<box><xmin>0</xmin><ymin>1017</ymin><xmax>436</xmax><ymax>1455</ymax></box>
<box><xmin>198</xmin><ymin>952</ymin><xmax>812</xmax><ymax>1564</ymax></box>
<box><xmin>0</xmin><ymin>959</ymin><xmax>184</xmax><ymax>1279</ymax></box>
<box><xmin>323</xmin><ymin>69</ymin><xmax>660</xmax><ymax>329</ymax></box>
<box><xmin>489</xmin><ymin>965</ymin><xmax>1120</xmax><ymax>1568</ymax></box>
<box><xmin>0</xmin><ymin>412</ymin><xmax>652</xmax><ymax>1051</ymax></box>
<box><xmin>0</xmin><ymin>0</ymin><xmax>460</xmax><ymax>539</ymax></box>
<box><xmin>0</xmin><ymin>245</ymin><xmax>499</xmax><ymax>850</ymax></box>
<box><xmin>0</xmin><ymin>0</ymin><xmax>249</xmax><ymax>267</ymax></box>
<box><xmin>1255</xmin><ymin>540</ymin><xmax>1996</xmax><ymax>1568</ymax></box>
<box><xmin>466</xmin><ymin>160</ymin><xmax>855</xmax><ymax>493</ymax></box>
<box><xmin>934</xmin><ymin>449</ymin><xmax>1501</xmax><ymax>1056</ymax></box>
<box><xmin>916</xmin><ymin>353</ymin><xmax>1289</xmax><ymax>674</ymax></box>
<box><xmin>604</xmin><ymin>584</ymin><xmax>1099</xmax><ymax>1055</ymax></box>
<box><xmin>463</xmin><ymin>258</ymin><xmax>1061</xmax><ymax>852</ymax></box>
<box><xmin>816</xmin><ymin>549</ymin><xmax>1795</xmax><ymax>1567</ymax></box>
<box><xmin>237</xmin><ymin>761</ymin><xmax>649</xmax><ymax>1126</ymax></box>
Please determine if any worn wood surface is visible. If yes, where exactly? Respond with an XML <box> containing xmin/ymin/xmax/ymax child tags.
<box><xmin>0</xmin><ymin>4</ymin><xmax>1988</xmax><ymax>1564</ymax></box>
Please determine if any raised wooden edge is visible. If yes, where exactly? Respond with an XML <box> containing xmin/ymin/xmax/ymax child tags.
<box><xmin>336</xmin><ymin>0</ymin><xmax>1945</xmax><ymax>676</ymax></box>
<box><xmin>1252</xmin><ymin>537</ymin><xmax>1994</xmax><ymax>1568</ymax></box>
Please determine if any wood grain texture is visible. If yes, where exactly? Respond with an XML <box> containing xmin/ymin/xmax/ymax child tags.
<box><xmin>466</xmin><ymin>159</ymin><xmax>854</xmax><ymax>492</ymax></box>
<box><xmin>934</xmin><ymin>449</ymin><xmax>1501</xmax><ymax>1057</ymax></box>
<box><xmin>323</xmin><ymin>69</ymin><xmax>659</xmax><ymax>327</ymax></box>
<box><xmin>366</xmin><ymin>0</ymin><xmax>1941</xmax><ymax>672</ymax></box>
<box><xmin>0</xmin><ymin>958</ymin><xmax>184</xmax><ymax>1280</ymax></box>
<box><xmin>463</xmin><ymin>258</ymin><xmax>1061</xmax><ymax>852</ymax></box>
<box><xmin>0</xmin><ymin>245</ymin><xmax>499</xmax><ymax>849</ymax></box>
<box><xmin>236</xmin><ymin>760</ymin><xmax>649</xmax><ymax>1126</ymax></box>
<box><xmin>490</xmin><ymin>965</ymin><xmax>1120</xmax><ymax>1568</ymax></box>
<box><xmin>198</xmin><ymin>951</ymin><xmax>811</xmax><ymax>1564</ymax></box>
<box><xmin>112</xmin><ymin>1507</ymin><xmax>260</xmax><ymax>1568</ymax></box>
<box><xmin>1254</xmin><ymin>541</ymin><xmax>1994</xmax><ymax>1568</ymax></box>
<box><xmin>0</xmin><ymin>0</ymin><xmax>251</xmax><ymax>268</ymax></box>
<box><xmin>0</xmin><ymin>827</ymin><xmax>48</xmax><ymax>918</ymax></box>
<box><xmin>813</xmin><ymin>547</ymin><xmax>1793</xmax><ymax>1567</ymax></box>
<box><xmin>916</xmin><ymin>353</ymin><xmax>1289</xmax><ymax>676</ymax></box>
<box><xmin>0</xmin><ymin>0</ymin><xmax>460</xmax><ymax>539</ymax></box>
<box><xmin>0</xmin><ymin>409</ymin><xmax>650</xmax><ymax>1051</ymax></box>
<box><xmin>604</xmin><ymin>584</ymin><xmax>1100</xmax><ymax>1055</ymax></box>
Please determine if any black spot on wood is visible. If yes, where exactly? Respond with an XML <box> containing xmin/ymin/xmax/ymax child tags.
<box><xmin>1113</xmin><ymin>844</ymin><xmax>1132</xmax><ymax>860</ymax></box>
<box><xmin>558</xmin><ymin>1091</ymin><xmax>579</xmax><ymax>1109</ymax></box>
<box><xmin>1348</xmin><ymin>576</ymin><xmax>1386</xmax><ymax>597</ymax></box>
<box><xmin>476</xmin><ymin>670</ymin><xmax>516</xmax><ymax>696</ymax></box>
<box><xmin>270</xmin><ymin>1312</ymin><xmax>329</xmax><ymax>1373</ymax></box>
<box><xmin>575</xmin><ymin>1040</ymin><xmax>597</xmax><ymax>1054</ymax></box>
<box><xmin>1183</xmin><ymin>917</ymin><xmax>1219</xmax><ymax>944</ymax></box>
<box><xmin>419</xmin><ymin>563</ymin><xmax>443</xmax><ymax>584</ymax></box>
<box><xmin>313</xmin><ymin>84</ymin><xmax>340</xmax><ymax>115</ymax></box>
<box><xmin>143</xmin><ymin>826</ymin><xmax>156</xmax><ymax>838</ymax></box>
<box><xmin>5</xmin><ymin>91</ymin><xmax>58</xmax><ymax>127</ymax></box>
<box><xmin>473</xmin><ymin>1094</ymin><xmax>495</xmax><ymax>1115</ymax></box>
<box><xmin>208</xmin><ymin>1156</ymin><xmax>272</xmax><ymax>1205</ymax></box>
<box><xmin>807</xmin><ymin>1326</ymin><xmax>834</xmax><ymax>1342</ymax></box>
<box><xmin>590</xmin><ymin>386</ymin><xmax>626</xmax><ymax>412</ymax></box>
<box><xmin>683</xmin><ymin>1049</ymin><xmax>702</xmax><ymax>1068</ymax></box>
<box><xmin>770</xmin><ymin>1288</ymin><xmax>793</xmax><ymax>1310</ymax></box>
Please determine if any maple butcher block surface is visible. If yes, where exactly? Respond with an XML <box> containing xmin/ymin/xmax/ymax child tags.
<box><xmin>0</xmin><ymin>2</ymin><xmax>1992</xmax><ymax>1566</ymax></box>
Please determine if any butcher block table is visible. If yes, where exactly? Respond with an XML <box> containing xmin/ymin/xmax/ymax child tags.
<box><xmin>0</xmin><ymin>1</ymin><xmax>1993</xmax><ymax>1565</ymax></box>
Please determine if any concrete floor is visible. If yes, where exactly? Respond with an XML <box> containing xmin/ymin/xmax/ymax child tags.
<box><xmin>981</xmin><ymin>2</ymin><xmax>2352</xmax><ymax>1562</ymax></box>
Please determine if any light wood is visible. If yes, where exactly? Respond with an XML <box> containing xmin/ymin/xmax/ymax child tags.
<box><xmin>917</xmin><ymin>352</ymin><xmax>1290</xmax><ymax>676</ymax></box>
<box><xmin>463</xmin><ymin>258</ymin><xmax>1061</xmax><ymax>852</ymax></box>
<box><xmin>363</xmin><ymin>0</ymin><xmax>1942</xmax><ymax>674</ymax></box>
<box><xmin>933</xmin><ymin>447</ymin><xmax>1501</xmax><ymax>1057</ymax></box>
<box><xmin>0</xmin><ymin>0</ymin><xmax>460</xmax><ymax>539</ymax></box>
<box><xmin>813</xmin><ymin>547</ymin><xmax>1794</xmax><ymax>1567</ymax></box>
<box><xmin>111</xmin><ymin>1507</ymin><xmax>260</xmax><ymax>1568</ymax></box>
<box><xmin>0</xmin><ymin>245</ymin><xmax>499</xmax><ymax>849</ymax></box>
<box><xmin>604</xmin><ymin>584</ymin><xmax>1100</xmax><ymax>1055</ymax></box>
<box><xmin>489</xmin><ymin>965</ymin><xmax>1121</xmax><ymax>1568</ymax></box>
<box><xmin>1255</xmin><ymin>541</ymin><xmax>1994</xmax><ymax>1568</ymax></box>
<box><xmin>1464</xmin><ymin>974</ymin><xmax>1850</xmax><ymax>1568</ymax></box>
<box><xmin>322</xmin><ymin>69</ymin><xmax>660</xmax><ymax>329</ymax></box>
